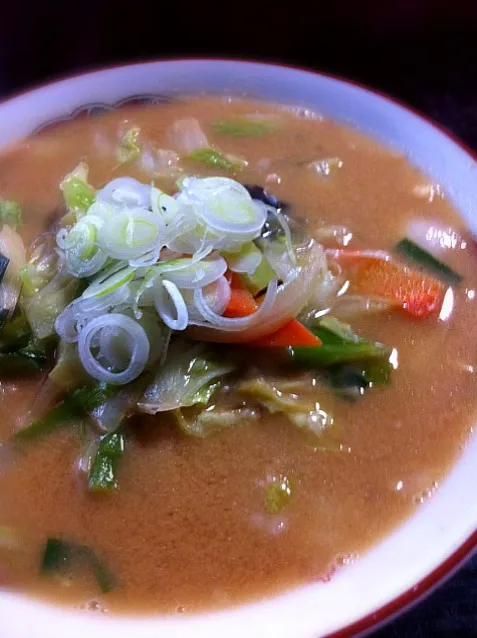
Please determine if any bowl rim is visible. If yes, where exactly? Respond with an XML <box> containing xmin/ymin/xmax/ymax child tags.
<box><xmin>1</xmin><ymin>57</ymin><xmax>476</xmax><ymax>638</ymax></box>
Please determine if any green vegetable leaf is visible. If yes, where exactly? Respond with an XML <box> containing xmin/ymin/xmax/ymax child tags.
<box><xmin>41</xmin><ymin>538</ymin><xmax>115</xmax><ymax>594</ymax></box>
<box><xmin>60</xmin><ymin>161</ymin><xmax>95</xmax><ymax>215</ymax></box>
<box><xmin>265</xmin><ymin>475</ymin><xmax>295</xmax><ymax>515</ymax></box>
<box><xmin>14</xmin><ymin>382</ymin><xmax>115</xmax><ymax>440</ymax></box>
<box><xmin>186</xmin><ymin>148</ymin><xmax>242</xmax><ymax>173</ymax></box>
<box><xmin>20</xmin><ymin>233</ymin><xmax>79</xmax><ymax>340</ymax></box>
<box><xmin>71</xmin><ymin>383</ymin><xmax>117</xmax><ymax>413</ymax></box>
<box><xmin>14</xmin><ymin>400</ymin><xmax>81</xmax><ymax>440</ymax></box>
<box><xmin>0</xmin><ymin>200</ymin><xmax>22</xmax><ymax>229</ymax></box>
<box><xmin>187</xmin><ymin>381</ymin><xmax>221</xmax><ymax>407</ymax></box>
<box><xmin>290</xmin><ymin>317</ymin><xmax>393</xmax><ymax>397</ymax></box>
<box><xmin>116</xmin><ymin>126</ymin><xmax>141</xmax><ymax>166</ymax></box>
<box><xmin>212</xmin><ymin>117</ymin><xmax>279</xmax><ymax>137</ymax></box>
<box><xmin>88</xmin><ymin>431</ymin><xmax>125</xmax><ymax>493</ymax></box>
<box><xmin>290</xmin><ymin>317</ymin><xmax>391</xmax><ymax>367</ymax></box>
<box><xmin>19</xmin><ymin>238</ymin><xmax>61</xmax><ymax>298</ymax></box>
<box><xmin>138</xmin><ymin>341</ymin><xmax>236</xmax><ymax>414</ymax></box>
<box><xmin>22</xmin><ymin>273</ymin><xmax>79</xmax><ymax>340</ymax></box>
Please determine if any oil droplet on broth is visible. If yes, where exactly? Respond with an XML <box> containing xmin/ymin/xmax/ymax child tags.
<box><xmin>413</xmin><ymin>482</ymin><xmax>439</xmax><ymax>505</ymax></box>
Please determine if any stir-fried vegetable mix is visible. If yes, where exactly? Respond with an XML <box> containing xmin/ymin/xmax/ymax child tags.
<box><xmin>0</xmin><ymin>116</ymin><xmax>461</xmax><ymax>509</ymax></box>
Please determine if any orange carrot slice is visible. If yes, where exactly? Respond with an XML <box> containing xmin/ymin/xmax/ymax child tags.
<box><xmin>350</xmin><ymin>259</ymin><xmax>446</xmax><ymax>318</ymax></box>
<box><xmin>248</xmin><ymin>319</ymin><xmax>322</xmax><ymax>347</ymax></box>
<box><xmin>223</xmin><ymin>288</ymin><xmax>259</xmax><ymax>317</ymax></box>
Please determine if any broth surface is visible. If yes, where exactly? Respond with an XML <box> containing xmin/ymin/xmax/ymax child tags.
<box><xmin>0</xmin><ymin>97</ymin><xmax>476</xmax><ymax>614</ymax></box>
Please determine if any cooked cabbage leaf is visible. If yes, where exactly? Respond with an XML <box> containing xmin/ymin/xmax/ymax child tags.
<box><xmin>22</xmin><ymin>271</ymin><xmax>79</xmax><ymax>339</ymax></box>
<box><xmin>237</xmin><ymin>375</ymin><xmax>333</xmax><ymax>436</ymax></box>
<box><xmin>49</xmin><ymin>341</ymin><xmax>89</xmax><ymax>390</ymax></box>
<box><xmin>173</xmin><ymin>405</ymin><xmax>257</xmax><ymax>438</ymax></box>
<box><xmin>60</xmin><ymin>161</ymin><xmax>95</xmax><ymax>215</ymax></box>
<box><xmin>116</xmin><ymin>126</ymin><xmax>141</xmax><ymax>167</ymax></box>
<box><xmin>20</xmin><ymin>237</ymin><xmax>62</xmax><ymax>297</ymax></box>
<box><xmin>138</xmin><ymin>340</ymin><xmax>236</xmax><ymax>414</ymax></box>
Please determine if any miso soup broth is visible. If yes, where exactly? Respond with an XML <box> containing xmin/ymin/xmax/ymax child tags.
<box><xmin>0</xmin><ymin>96</ymin><xmax>475</xmax><ymax>614</ymax></box>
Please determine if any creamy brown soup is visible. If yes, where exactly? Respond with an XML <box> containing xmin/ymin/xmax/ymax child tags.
<box><xmin>0</xmin><ymin>97</ymin><xmax>476</xmax><ymax>615</ymax></box>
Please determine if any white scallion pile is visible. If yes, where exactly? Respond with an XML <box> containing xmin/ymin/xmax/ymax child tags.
<box><xmin>54</xmin><ymin>176</ymin><xmax>282</xmax><ymax>384</ymax></box>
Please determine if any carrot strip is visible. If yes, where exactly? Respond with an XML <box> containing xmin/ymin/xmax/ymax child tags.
<box><xmin>248</xmin><ymin>319</ymin><xmax>322</xmax><ymax>347</ymax></box>
<box><xmin>229</xmin><ymin>271</ymin><xmax>247</xmax><ymax>290</ymax></box>
<box><xmin>223</xmin><ymin>288</ymin><xmax>258</xmax><ymax>317</ymax></box>
<box><xmin>350</xmin><ymin>259</ymin><xmax>446</xmax><ymax>318</ymax></box>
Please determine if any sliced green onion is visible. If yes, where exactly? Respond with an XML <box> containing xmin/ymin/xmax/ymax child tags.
<box><xmin>41</xmin><ymin>538</ymin><xmax>116</xmax><ymax>593</ymax></box>
<box><xmin>82</xmin><ymin>265</ymin><xmax>135</xmax><ymax>299</ymax></box>
<box><xmin>186</xmin><ymin>148</ymin><xmax>242</xmax><ymax>173</ymax></box>
<box><xmin>291</xmin><ymin>337</ymin><xmax>389</xmax><ymax>367</ymax></box>
<box><xmin>151</xmin><ymin>254</ymin><xmax>227</xmax><ymax>289</ymax></box>
<box><xmin>88</xmin><ymin>430</ymin><xmax>125</xmax><ymax>492</ymax></box>
<box><xmin>99</xmin><ymin>209</ymin><xmax>164</xmax><ymax>261</ymax></box>
<box><xmin>78</xmin><ymin>314</ymin><xmax>150</xmax><ymax>385</ymax></box>
<box><xmin>150</xmin><ymin>187</ymin><xmax>179</xmax><ymax>224</ymax></box>
<box><xmin>395</xmin><ymin>237</ymin><xmax>462</xmax><ymax>284</ymax></box>
<box><xmin>179</xmin><ymin>177</ymin><xmax>267</xmax><ymax>236</ymax></box>
<box><xmin>0</xmin><ymin>200</ymin><xmax>22</xmax><ymax>229</ymax></box>
<box><xmin>49</xmin><ymin>175</ymin><xmax>277</xmax><ymax>385</ymax></box>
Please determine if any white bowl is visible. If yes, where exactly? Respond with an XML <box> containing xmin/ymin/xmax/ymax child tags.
<box><xmin>1</xmin><ymin>59</ymin><xmax>476</xmax><ymax>638</ymax></box>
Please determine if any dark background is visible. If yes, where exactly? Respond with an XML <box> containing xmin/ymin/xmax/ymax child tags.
<box><xmin>1</xmin><ymin>1</ymin><xmax>477</xmax><ymax>635</ymax></box>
